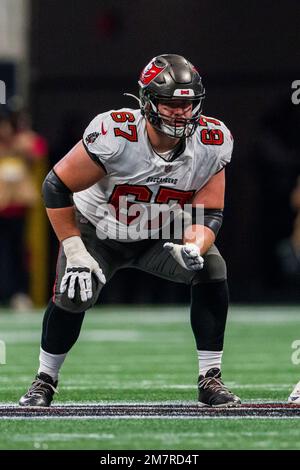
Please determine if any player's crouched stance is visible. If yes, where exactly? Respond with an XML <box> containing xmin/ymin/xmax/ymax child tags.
<box><xmin>19</xmin><ymin>54</ymin><xmax>241</xmax><ymax>408</ymax></box>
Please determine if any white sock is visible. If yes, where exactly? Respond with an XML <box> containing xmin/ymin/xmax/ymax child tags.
<box><xmin>197</xmin><ymin>350</ymin><xmax>223</xmax><ymax>377</ymax></box>
<box><xmin>38</xmin><ymin>348</ymin><xmax>67</xmax><ymax>382</ymax></box>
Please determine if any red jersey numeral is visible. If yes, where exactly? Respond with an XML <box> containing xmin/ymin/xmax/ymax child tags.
<box><xmin>155</xmin><ymin>187</ymin><xmax>195</xmax><ymax>207</ymax></box>
<box><xmin>199</xmin><ymin>115</ymin><xmax>224</xmax><ymax>145</ymax></box>
<box><xmin>199</xmin><ymin>116</ymin><xmax>221</xmax><ymax>126</ymax></box>
<box><xmin>108</xmin><ymin>185</ymin><xmax>195</xmax><ymax>226</ymax></box>
<box><xmin>200</xmin><ymin>129</ymin><xmax>224</xmax><ymax>145</ymax></box>
<box><xmin>108</xmin><ymin>184</ymin><xmax>151</xmax><ymax>224</ymax></box>
<box><xmin>111</xmin><ymin>112</ymin><xmax>135</xmax><ymax>123</ymax></box>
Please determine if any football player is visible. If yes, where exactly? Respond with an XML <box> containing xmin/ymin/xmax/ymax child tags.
<box><xmin>19</xmin><ymin>54</ymin><xmax>241</xmax><ymax>407</ymax></box>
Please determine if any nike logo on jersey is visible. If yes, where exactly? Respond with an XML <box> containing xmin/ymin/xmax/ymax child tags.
<box><xmin>101</xmin><ymin>122</ymin><xmax>107</xmax><ymax>135</ymax></box>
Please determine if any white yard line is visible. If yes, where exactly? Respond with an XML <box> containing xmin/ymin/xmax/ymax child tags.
<box><xmin>12</xmin><ymin>432</ymin><xmax>115</xmax><ymax>442</ymax></box>
<box><xmin>0</xmin><ymin>330</ymin><xmax>142</xmax><ymax>343</ymax></box>
<box><xmin>9</xmin><ymin>429</ymin><xmax>300</xmax><ymax>444</ymax></box>
<box><xmin>0</xmin><ymin>384</ymin><xmax>290</xmax><ymax>391</ymax></box>
<box><xmin>1</xmin><ymin>306</ymin><xmax>300</xmax><ymax>327</ymax></box>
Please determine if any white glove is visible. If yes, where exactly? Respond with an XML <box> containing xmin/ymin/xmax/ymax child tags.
<box><xmin>163</xmin><ymin>242</ymin><xmax>204</xmax><ymax>271</ymax></box>
<box><xmin>60</xmin><ymin>236</ymin><xmax>106</xmax><ymax>302</ymax></box>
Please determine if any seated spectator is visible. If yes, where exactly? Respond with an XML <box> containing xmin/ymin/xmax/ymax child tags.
<box><xmin>276</xmin><ymin>176</ymin><xmax>300</xmax><ymax>294</ymax></box>
<box><xmin>0</xmin><ymin>113</ymin><xmax>38</xmax><ymax>310</ymax></box>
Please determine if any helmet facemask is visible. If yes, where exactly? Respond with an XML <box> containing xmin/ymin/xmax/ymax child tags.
<box><xmin>142</xmin><ymin>94</ymin><xmax>204</xmax><ymax>138</ymax></box>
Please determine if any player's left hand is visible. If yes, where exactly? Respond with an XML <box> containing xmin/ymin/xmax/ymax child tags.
<box><xmin>163</xmin><ymin>242</ymin><xmax>204</xmax><ymax>271</ymax></box>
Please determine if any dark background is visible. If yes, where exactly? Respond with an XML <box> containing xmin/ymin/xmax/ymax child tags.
<box><xmin>29</xmin><ymin>0</ymin><xmax>300</xmax><ymax>303</ymax></box>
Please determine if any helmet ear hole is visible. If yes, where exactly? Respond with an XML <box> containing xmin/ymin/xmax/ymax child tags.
<box><xmin>138</xmin><ymin>54</ymin><xmax>205</xmax><ymax>138</ymax></box>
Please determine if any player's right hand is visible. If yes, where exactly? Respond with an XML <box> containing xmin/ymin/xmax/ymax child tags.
<box><xmin>163</xmin><ymin>242</ymin><xmax>204</xmax><ymax>271</ymax></box>
<box><xmin>60</xmin><ymin>236</ymin><xmax>106</xmax><ymax>302</ymax></box>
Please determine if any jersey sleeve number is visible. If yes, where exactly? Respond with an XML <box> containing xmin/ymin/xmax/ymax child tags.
<box><xmin>199</xmin><ymin>115</ymin><xmax>224</xmax><ymax>145</ymax></box>
<box><xmin>111</xmin><ymin>112</ymin><xmax>138</xmax><ymax>142</ymax></box>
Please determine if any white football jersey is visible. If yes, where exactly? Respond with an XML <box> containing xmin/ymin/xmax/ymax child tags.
<box><xmin>73</xmin><ymin>108</ymin><xmax>233</xmax><ymax>241</ymax></box>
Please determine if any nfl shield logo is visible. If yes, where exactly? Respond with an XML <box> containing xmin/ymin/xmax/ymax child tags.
<box><xmin>165</xmin><ymin>165</ymin><xmax>172</xmax><ymax>173</ymax></box>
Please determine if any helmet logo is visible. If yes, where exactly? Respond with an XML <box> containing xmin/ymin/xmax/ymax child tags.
<box><xmin>173</xmin><ymin>89</ymin><xmax>195</xmax><ymax>97</ymax></box>
<box><xmin>139</xmin><ymin>59</ymin><xmax>166</xmax><ymax>87</ymax></box>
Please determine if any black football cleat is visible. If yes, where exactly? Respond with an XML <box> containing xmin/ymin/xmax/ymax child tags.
<box><xmin>19</xmin><ymin>372</ymin><xmax>58</xmax><ymax>407</ymax></box>
<box><xmin>198</xmin><ymin>367</ymin><xmax>241</xmax><ymax>407</ymax></box>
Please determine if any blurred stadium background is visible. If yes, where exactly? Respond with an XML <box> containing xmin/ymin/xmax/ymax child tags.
<box><xmin>0</xmin><ymin>0</ymin><xmax>300</xmax><ymax>451</ymax></box>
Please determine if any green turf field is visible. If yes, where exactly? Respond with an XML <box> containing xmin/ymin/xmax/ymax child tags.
<box><xmin>0</xmin><ymin>305</ymin><xmax>300</xmax><ymax>450</ymax></box>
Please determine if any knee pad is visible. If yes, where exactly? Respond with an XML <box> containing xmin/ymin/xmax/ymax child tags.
<box><xmin>53</xmin><ymin>275</ymin><xmax>102</xmax><ymax>314</ymax></box>
<box><xmin>192</xmin><ymin>253</ymin><xmax>227</xmax><ymax>284</ymax></box>
<box><xmin>54</xmin><ymin>295</ymin><xmax>96</xmax><ymax>314</ymax></box>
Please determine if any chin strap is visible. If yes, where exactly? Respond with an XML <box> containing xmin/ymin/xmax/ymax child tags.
<box><xmin>160</xmin><ymin>121</ymin><xmax>185</xmax><ymax>138</ymax></box>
